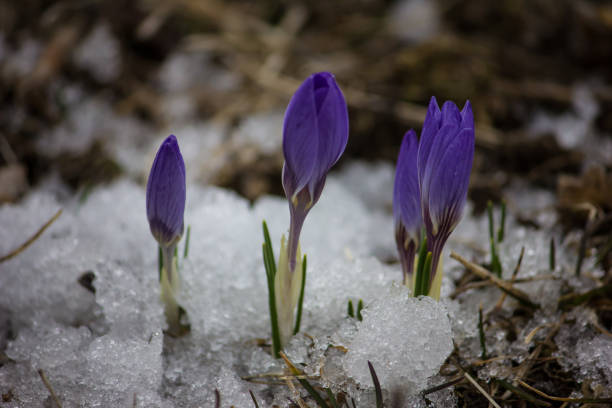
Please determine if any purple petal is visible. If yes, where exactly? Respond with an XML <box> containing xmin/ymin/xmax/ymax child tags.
<box><xmin>419</xmin><ymin>122</ymin><xmax>461</xmax><ymax>203</ymax></box>
<box><xmin>460</xmin><ymin>100</ymin><xmax>473</xmax><ymax>130</ymax></box>
<box><xmin>146</xmin><ymin>135</ymin><xmax>186</xmax><ymax>246</ymax></box>
<box><xmin>309</xmin><ymin>73</ymin><xmax>349</xmax><ymax>197</ymax></box>
<box><xmin>282</xmin><ymin>75</ymin><xmax>319</xmax><ymax>197</ymax></box>
<box><xmin>417</xmin><ymin>97</ymin><xmax>442</xmax><ymax>184</ymax></box>
<box><xmin>282</xmin><ymin>72</ymin><xmax>348</xmax><ymax>205</ymax></box>
<box><xmin>440</xmin><ymin>101</ymin><xmax>461</xmax><ymax>128</ymax></box>
<box><xmin>425</xmin><ymin>127</ymin><xmax>474</xmax><ymax>234</ymax></box>
<box><xmin>393</xmin><ymin>129</ymin><xmax>421</xmax><ymax>240</ymax></box>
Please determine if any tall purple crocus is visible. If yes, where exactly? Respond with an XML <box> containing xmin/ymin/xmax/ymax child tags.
<box><xmin>417</xmin><ymin>97</ymin><xmax>474</xmax><ymax>292</ymax></box>
<box><xmin>393</xmin><ymin>129</ymin><xmax>423</xmax><ymax>285</ymax></box>
<box><xmin>146</xmin><ymin>134</ymin><xmax>186</xmax><ymax>333</ymax></box>
<box><xmin>282</xmin><ymin>72</ymin><xmax>349</xmax><ymax>273</ymax></box>
<box><xmin>273</xmin><ymin>72</ymin><xmax>348</xmax><ymax>347</ymax></box>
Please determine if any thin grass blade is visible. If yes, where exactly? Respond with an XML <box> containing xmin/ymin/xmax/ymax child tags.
<box><xmin>368</xmin><ymin>361</ymin><xmax>384</xmax><ymax>408</ymax></box>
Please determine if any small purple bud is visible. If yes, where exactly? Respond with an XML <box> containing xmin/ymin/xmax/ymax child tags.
<box><xmin>281</xmin><ymin>72</ymin><xmax>349</xmax><ymax>271</ymax></box>
<box><xmin>393</xmin><ymin>129</ymin><xmax>422</xmax><ymax>282</ymax></box>
<box><xmin>418</xmin><ymin>97</ymin><xmax>474</xmax><ymax>282</ymax></box>
<box><xmin>146</xmin><ymin>135</ymin><xmax>186</xmax><ymax>247</ymax></box>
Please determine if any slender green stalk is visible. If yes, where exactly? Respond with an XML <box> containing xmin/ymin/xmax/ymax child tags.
<box><xmin>368</xmin><ymin>361</ymin><xmax>384</xmax><ymax>408</ymax></box>
<box><xmin>549</xmin><ymin>237</ymin><xmax>555</xmax><ymax>271</ymax></box>
<box><xmin>575</xmin><ymin>227</ymin><xmax>587</xmax><ymax>276</ymax></box>
<box><xmin>497</xmin><ymin>201</ymin><xmax>506</xmax><ymax>243</ymax></box>
<box><xmin>298</xmin><ymin>379</ymin><xmax>328</xmax><ymax>408</ymax></box>
<box><xmin>325</xmin><ymin>389</ymin><xmax>340</xmax><ymax>408</ymax></box>
<box><xmin>487</xmin><ymin>201</ymin><xmax>495</xmax><ymax>240</ymax></box>
<box><xmin>161</xmin><ymin>243</ymin><xmax>181</xmax><ymax>333</ymax></box>
<box><xmin>262</xmin><ymin>221</ymin><xmax>281</xmax><ymax>358</ymax></box>
<box><xmin>183</xmin><ymin>225</ymin><xmax>191</xmax><ymax>259</ymax></box>
<box><xmin>478</xmin><ymin>305</ymin><xmax>487</xmax><ymax>360</ymax></box>
<box><xmin>487</xmin><ymin>201</ymin><xmax>502</xmax><ymax>277</ymax></box>
<box><xmin>420</xmin><ymin>252</ymin><xmax>432</xmax><ymax>296</ymax></box>
<box><xmin>414</xmin><ymin>238</ymin><xmax>428</xmax><ymax>297</ymax></box>
<box><xmin>347</xmin><ymin>300</ymin><xmax>354</xmax><ymax>318</ymax></box>
<box><xmin>356</xmin><ymin>299</ymin><xmax>363</xmax><ymax>321</ymax></box>
<box><xmin>293</xmin><ymin>255</ymin><xmax>307</xmax><ymax>335</ymax></box>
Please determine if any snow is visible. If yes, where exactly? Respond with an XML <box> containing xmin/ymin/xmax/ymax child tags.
<box><xmin>529</xmin><ymin>83</ymin><xmax>612</xmax><ymax>165</ymax></box>
<box><xmin>343</xmin><ymin>285</ymin><xmax>453</xmax><ymax>394</ymax></box>
<box><xmin>555</xmin><ymin>308</ymin><xmax>612</xmax><ymax>396</ymax></box>
<box><xmin>1</xmin><ymin>116</ymin><xmax>610</xmax><ymax>405</ymax></box>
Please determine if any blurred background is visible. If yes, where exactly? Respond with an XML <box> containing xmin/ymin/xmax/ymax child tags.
<box><xmin>1</xmin><ymin>0</ymin><xmax>612</xmax><ymax>231</ymax></box>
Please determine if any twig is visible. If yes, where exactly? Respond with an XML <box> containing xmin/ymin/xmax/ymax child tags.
<box><xmin>38</xmin><ymin>369</ymin><xmax>63</xmax><ymax>408</ymax></box>
<box><xmin>279</xmin><ymin>352</ymin><xmax>327</xmax><ymax>408</ymax></box>
<box><xmin>0</xmin><ymin>209</ymin><xmax>62</xmax><ymax>263</ymax></box>
<box><xmin>242</xmin><ymin>372</ymin><xmax>312</xmax><ymax>382</ymax></box>
<box><xmin>472</xmin><ymin>355</ymin><xmax>513</xmax><ymax>366</ymax></box>
<box><xmin>495</xmin><ymin>379</ymin><xmax>551</xmax><ymax>407</ymax></box>
<box><xmin>284</xmin><ymin>376</ymin><xmax>309</xmax><ymax>408</ymax></box>
<box><xmin>518</xmin><ymin>380</ymin><xmax>612</xmax><ymax>404</ymax></box>
<box><xmin>558</xmin><ymin>283</ymin><xmax>612</xmax><ymax>310</ymax></box>
<box><xmin>500</xmin><ymin>316</ymin><xmax>565</xmax><ymax>401</ymax></box>
<box><xmin>450</xmin><ymin>272</ymin><xmax>553</xmax><ymax>298</ymax></box>
<box><xmin>524</xmin><ymin>323</ymin><xmax>555</xmax><ymax>345</ymax></box>
<box><xmin>463</xmin><ymin>371</ymin><xmax>501</xmax><ymax>408</ymax></box>
<box><xmin>450</xmin><ymin>251</ymin><xmax>538</xmax><ymax>308</ymax></box>
<box><xmin>590</xmin><ymin>316</ymin><xmax>612</xmax><ymax>340</ymax></box>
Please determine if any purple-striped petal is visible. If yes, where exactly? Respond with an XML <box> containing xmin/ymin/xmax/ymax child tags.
<box><xmin>393</xmin><ymin>129</ymin><xmax>422</xmax><ymax>242</ymax></box>
<box><xmin>146</xmin><ymin>135</ymin><xmax>186</xmax><ymax>247</ymax></box>
<box><xmin>425</xmin><ymin>127</ymin><xmax>474</xmax><ymax>235</ymax></box>
<box><xmin>309</xmin><ymin>73</ymin><xmax>349</xmax><ymax>198</ymax></box>
<box><xmin>440</xmin><ymin>100</ymin><xmax>461</xmax><ymax>128</ymax></box>
<box><xmin>417</xmin><ymin>96</ymin><xmax>442</xmax><ymax>184</ymax></box>
<box><xmin>460</xmin><ymin>100</ymin><xmax>473</xmax><ymax>130</ymax></box>
<box><xmin>282</xmin><ymin>76</ymin><xmax>319</xmax><ymax>198</ymax></box>
<box><xmin>282</xmin><ymin>72</ymin><xmax>348</xmax><ymax>205</ymax></box>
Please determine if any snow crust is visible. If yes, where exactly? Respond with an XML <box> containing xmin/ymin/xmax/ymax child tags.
<box><xmin>0</xmin><ymin>158</ymin><xmax>608</xmax><ymax>406</ymax></box>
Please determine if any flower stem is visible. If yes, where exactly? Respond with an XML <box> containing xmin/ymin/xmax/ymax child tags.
<box><xmin>287</xmin><ymin>208</ymin><xmax>306</xmax><ymax>273</ymax></box>
<box><xmin>161</xmin><ymin>243</ymin><xmax>181</xmax><ymax>334</ymax></box>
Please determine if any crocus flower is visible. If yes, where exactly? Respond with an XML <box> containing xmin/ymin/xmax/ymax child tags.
<box><xmin>393</xmin><ymin>129</ymin><xmax>422</xmax><ymax>285</ymax></box>
<box><xmin>276</xmin><ymin>71</ymin><xmax>349</xmax><ymax>345</ymax></box>
<box><xmin>146</xmin><ymin>134</ymin><xmax>186</xmax><ymax>333</ymax></box>
<box><xmin>282</xmin><ymin>72</ymin><xmax>349</xmax><ymax>272</ymax></box>
<box><xmin>146</xmin><ymin>134</ymin><xmax>186</xmax><ymax>248</ymax></box>
<box><xmin>417</xmin><ymin>97</ymin><xmax>474</xmax><ymax>296</ymax></box>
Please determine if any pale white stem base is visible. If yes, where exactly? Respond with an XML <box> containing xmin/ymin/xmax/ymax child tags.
<box><xmin>161</xmin><ymin>244</ymin><xmax>181</xmax><ymax>334</ymax></box>
<box><xmin>274</xmin><ymin>235</ymin><xmax>304</xmax><ymax>348</ymax></box>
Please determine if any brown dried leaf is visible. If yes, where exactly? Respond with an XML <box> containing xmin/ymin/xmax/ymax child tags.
<box><xmin>558</xmin><ymin>165</ymin><xmax>612</xmax><ymax>211</ymax></box>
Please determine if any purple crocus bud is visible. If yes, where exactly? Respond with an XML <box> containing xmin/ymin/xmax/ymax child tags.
<box><xmin>146</xmin><ymin>135</ymin><xmax>186</xmax><ymax>248</ymax></box>
<box><xmin>393</xmin><ymin>129</ymin><xmax>423</xmax><ymax>284</ymax></box>
<box><xmin>418</xmin><ymin>97</ymin><xmax>474</xmax><ymax>286</ymax></box>
<box><xmin>282</xmin><ymin>72</ymin><xmax>349</xmax><ymax>272</ymax></box>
